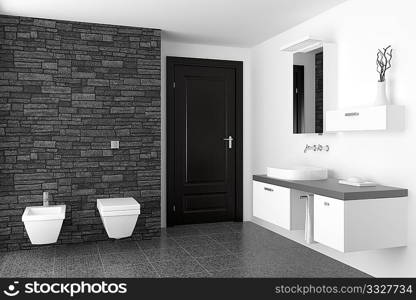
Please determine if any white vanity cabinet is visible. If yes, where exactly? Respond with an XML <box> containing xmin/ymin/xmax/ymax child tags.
<box><xmin>314</xmin><ymin>195</ymin><xmax>408</xmax><ymax>252</ymax></box>
<box><xmin>253</xmin><ymin>181</ymin><xmax>306</xmax><ymax>230</ymax></box>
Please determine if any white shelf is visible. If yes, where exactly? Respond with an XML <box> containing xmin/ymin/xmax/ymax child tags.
<box><xmin>325</xmin><ymin>105</ymin><xmax>404</xmax><ymax>132</ymax></box>
<box><xmin>280</xmin><ymin>36</ymin><xmax>323</xmax><ymax>53</ymax></box>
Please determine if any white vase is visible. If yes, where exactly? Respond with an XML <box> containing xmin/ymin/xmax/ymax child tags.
<box><xmin>374</xmin><ymin>81</ymin><xmax>388</xmax><ymax>106</ymax></box>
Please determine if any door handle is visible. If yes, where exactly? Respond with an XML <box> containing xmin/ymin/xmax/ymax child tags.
<box><xmin>223</xmin><ymin>136</ymin><xmax>234</xmax><ymax>149</ymax></box>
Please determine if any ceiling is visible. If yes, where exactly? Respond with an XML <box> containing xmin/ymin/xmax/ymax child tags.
<box><xmin>0</xmin><ymin>0</ymin><xmax>348</xmax><ymax>47</ymax></box>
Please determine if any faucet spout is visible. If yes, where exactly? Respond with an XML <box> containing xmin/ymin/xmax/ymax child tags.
<box><xmin>304</xmin><ymin>144</ymin><xmax>329</xmax><ymax>153</ymax></box>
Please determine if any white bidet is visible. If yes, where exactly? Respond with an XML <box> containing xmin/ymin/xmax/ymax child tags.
<box><xmin>22</xmin><ymin>205</ymin><xmax>66</xmax><ymax>244</ymax></box>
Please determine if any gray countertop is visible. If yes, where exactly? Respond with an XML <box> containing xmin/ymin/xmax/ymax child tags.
<box><xmin>253</xmin><ymin>175</ymin><xmax>408</xmax><ymax>200</ymax></box>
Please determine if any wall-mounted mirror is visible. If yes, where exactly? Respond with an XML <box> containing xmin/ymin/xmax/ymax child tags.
<box><xmin>293</xmin><ymin>48</ymin><xmax>323</xmax><ymax>134</ymax></box>
<box><xmin>281</xmin><ymin>37</ymin><xmax>337</xmax><ymax>135</ymax></box>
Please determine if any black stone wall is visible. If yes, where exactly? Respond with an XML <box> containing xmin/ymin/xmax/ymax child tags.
<box><xmin>315</xmin><ymin>51</ymin><xmax>323</xmax><ymax>133</ymax></box>
<box><xmin>0</xmin><ymin>15</ymin><xmax>161</xmax><ymax>251</ymax></box>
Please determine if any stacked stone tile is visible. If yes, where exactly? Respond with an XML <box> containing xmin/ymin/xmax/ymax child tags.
<box><xmin>0</xmin><ymin>15</ymin><xmax>161</xmax><ymax>251</ymax></box>
<box><xmin>315</xmin><ymin>52</ymin><xmax>323</xmax><ymax>133</ymax></box>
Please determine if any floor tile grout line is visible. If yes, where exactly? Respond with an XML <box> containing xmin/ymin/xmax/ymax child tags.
<box><xmin>170</xmin><ymin>233</ymin><xmax>213</xmax><ymax>245</ymax></box>
<box><xmin>171</xmin><ymin>232</ymin><xmax>234</xmax><ymax>256</ymax></box>
<box><xmin>162</xmin><ymin>271</ymin><xmax>210</xmax><ymax>278</ymax></box>
<box><xmin>0</xmin><ymin>255</ymin><xmax>7</xmax><ymax>276</ymax></box>
<box><xmin>135</xmin><ymin>240</ymin><xmax>161</xmax><ymax>278</ymax></box>
<box><xmin>170</xmin><ymin>229</ymin><xmax>251</xmax><ymax>273</ymax></box>
<box><xmin>52</xmin><ymin>247</ymin><xmax>57</xmax><ymax>277</ymax></box>
<box><xmin>205</xmin><ymin>265</ymin><xmax>259</xmax><ymax>276</ymax></box>
<box><xmin>96</xmin><ymin>242</ymin><xmax>107</xmax><ymax>276</ymax></box>
<box><xmin>171</xmin><ymin>234</ymin><xmax>213</xmax><ymax>252</ymax></box>
<box><xmin>224</xmin><ymin>222</ymin><xmax>241</xmax><ymax>232</ymax></box>
<box><xmin>205</xmin><ymin>232</ymin><xmax>235</xmax><ymax>255</ymax></box>
<box><xmin>173</xmin><ymin>236</ymin><xmax>213</xmax><ymax>276</ymax></box>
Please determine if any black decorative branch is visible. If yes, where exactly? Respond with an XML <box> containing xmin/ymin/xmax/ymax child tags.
<box><xmin>376</xmin><ymin>45</ymin><xmax>393</xmax><ymax>82</ymax></box>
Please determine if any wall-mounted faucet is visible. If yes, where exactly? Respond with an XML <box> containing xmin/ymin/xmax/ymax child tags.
<box><xmin>304</xmin><ymin>144</ymin><xmax>329</xmax><ymax>153</ymax></box>
<box><xmin>43</xmin><ymin>191</ymin><xmax>49</xmax><ymax>206</ymax></box>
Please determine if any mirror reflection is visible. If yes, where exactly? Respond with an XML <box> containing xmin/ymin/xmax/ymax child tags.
<box><xmin>293</xmin><ymin>47</ymin><xmax>323</xmax><ymax>134</ymax></box>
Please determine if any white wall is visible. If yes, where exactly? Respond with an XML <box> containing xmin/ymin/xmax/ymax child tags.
<box><xmin>250</xmin><ymin>0</ymin><xmax>416</xmax><ymax>277</ymax></box>
<box><xmin>160</xmin><ymin>41</ymin><xmax>252</xmax><ymax>228</ymax></box>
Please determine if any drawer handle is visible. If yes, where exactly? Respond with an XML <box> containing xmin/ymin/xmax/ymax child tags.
<box><xmin>264</xmin><ymin>187</ymin><xmax>274</xmax><ymax>192</ymax></box>
<box><xmin>345</xmin><ymin>112</ymin><xmax>359</xmax><ymax>117</ymax></box>
<box><xmin>324</xmin><ymin>202</ymin><xmax>330</xmax><ymax>206</ymax></box>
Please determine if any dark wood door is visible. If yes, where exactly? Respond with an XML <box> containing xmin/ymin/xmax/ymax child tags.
<box><xmin>167</xmin><ymin>57</ymin><xmax>243</xmax><ymax>226</ymax></box>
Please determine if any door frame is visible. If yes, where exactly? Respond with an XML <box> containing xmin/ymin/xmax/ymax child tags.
<box><xmin>166</xmin><ymin>56</ymin><xmax>243</xmax><ymax>226</ymax></box>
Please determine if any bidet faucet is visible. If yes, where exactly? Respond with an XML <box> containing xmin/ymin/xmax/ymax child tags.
<box><xmin>43</xmin><ymin>191</ymin><xmax>49</xmax><ymax>206</ymax></box>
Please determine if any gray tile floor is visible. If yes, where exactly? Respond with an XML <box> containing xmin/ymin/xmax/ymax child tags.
<box><xmin>0</xmin><ymin>222</ymin><xmax>370</xmax><ymax>278</ymax></box>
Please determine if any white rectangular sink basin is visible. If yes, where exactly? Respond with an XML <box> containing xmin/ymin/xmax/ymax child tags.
<box><xmin>22</xmin><ymin>205</ymin><xmax>66</xmax><ymax>244</ymax></box>
<box><xmin>267</xmin><ymin>166</ymin><xmax>328</xmax><ymax>181</ymax></box>
<box><xmin>22</xmin><ymin>205</ymin><xmax>66</xmax><ymax>221</ymax></box>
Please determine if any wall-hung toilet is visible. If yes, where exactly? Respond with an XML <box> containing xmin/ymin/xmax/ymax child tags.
<box><xmin>97</xmin><ymin>197</ymin><xmax>141</xmax><ymax>239</ymax></box>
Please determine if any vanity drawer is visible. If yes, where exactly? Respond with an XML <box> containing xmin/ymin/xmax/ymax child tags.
<box><xmin>313</xmin><ymin>195</ymin><xmax>345</xmax><ymax>251</ymax></box>
<box><xmin>253</xmin><ymin>181</ymin><xmax>290</xmax><ymax>228</ymax></box>
<box><xmin>253</xmin><ymin>181</ymin><xmax>305</xmax><ymax>230</ymax></box>
<box><xmin>314</xmin><ymin>194</ymin><xmax>408</xmax><ymax>252</ymax></box>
